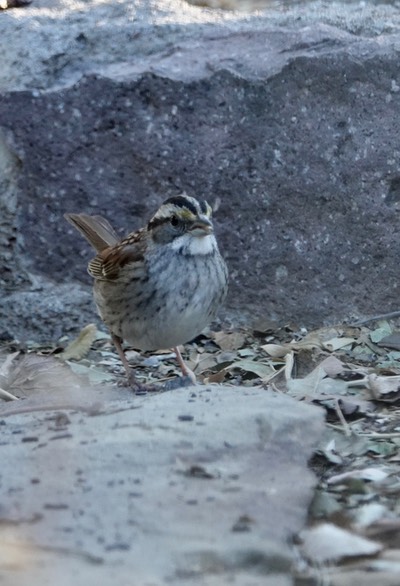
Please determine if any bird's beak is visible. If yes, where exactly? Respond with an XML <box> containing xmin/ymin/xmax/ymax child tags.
<box><xmin>189</xmin><ymin>216</ymin><xmax>213</xmax><ymax>237</ymax></box>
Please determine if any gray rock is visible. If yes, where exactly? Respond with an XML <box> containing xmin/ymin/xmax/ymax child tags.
<box><xmin>1</xmin><ymin>0</ymin><xmax>400</xmax><ymax>341</ymax></box>
<box><xmin>0</xmin><ymin>384</ymin><xmax>324</xmax><ymax>584</ymax></box>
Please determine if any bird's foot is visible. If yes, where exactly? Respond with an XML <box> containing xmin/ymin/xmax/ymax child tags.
<box><xmin>118</xmin><ymin>369</ymin><xmax>195</xmax><ymax>394</ymax></box>
<box><xmin>159</xmin><ymin>375</ymin><xmax>196</xmax><ymax>392</ymax></box>
<box><xmin>116</xmin><ymin>371</ymin><xmax>158</xmax><ymax>394</ymax></box>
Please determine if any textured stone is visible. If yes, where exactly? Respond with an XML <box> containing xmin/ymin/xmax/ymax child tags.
<box><xmin>0</xmin><ymin>384</ymin><xmax>324</xmax><ymax>585</ymax></box>
<box><xmin>1</xmin><ymin>1</ymin><xmax>400</xmax><ymax>341</ymax></box>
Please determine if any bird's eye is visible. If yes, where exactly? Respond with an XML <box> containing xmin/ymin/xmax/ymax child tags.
<box><xmin>170</xmin><ymin>215</ymin><xmax>180</xmax><ymax>227</ymax></box>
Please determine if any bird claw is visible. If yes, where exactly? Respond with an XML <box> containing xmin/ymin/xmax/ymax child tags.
<box><xmin>160</xmin><ymin>375</ymin><xmax>195</xmax><ymax>392</ymax></box>
<box><xmin>118</xmin><ymin>372</ymin><xmax>195</xmax><ymax>394</ymax></box>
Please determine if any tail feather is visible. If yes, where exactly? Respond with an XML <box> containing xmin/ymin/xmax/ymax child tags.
<box><xmin>64</xmin><ymin>213</ymin><xmax>119</xmax><ymax>252</ymax></box>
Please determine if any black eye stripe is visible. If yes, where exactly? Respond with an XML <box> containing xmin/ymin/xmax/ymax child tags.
<box><xmin>147</xmin><ymin>216</ymin><xmax>171</xmax><ymax>230</ymax></box>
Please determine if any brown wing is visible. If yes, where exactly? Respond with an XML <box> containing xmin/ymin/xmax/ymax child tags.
<box><xmin>88</xmin><ymin>229</ymin><xmax>148</xmax><ymax>281</ymax></box>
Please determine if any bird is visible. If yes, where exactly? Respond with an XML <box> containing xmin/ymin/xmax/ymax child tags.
<box><xmin>64</xmin><ymin>194</ymin><xmax>228</xmax><ymax>391</ymax></box>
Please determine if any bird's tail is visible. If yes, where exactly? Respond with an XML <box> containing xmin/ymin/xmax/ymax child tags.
<box><xmin>64</xmin><ymin>213</ymin><xmax>119</xmax><ymax>253</ymax></box>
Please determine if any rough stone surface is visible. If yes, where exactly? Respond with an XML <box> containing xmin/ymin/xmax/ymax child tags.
<box><xmin>2</xmin><ymin>0</ymin><xmax>400</xmax><ymax>341</ymax></box>
<box><xmin>0</xmin><ymin>384</ymin><xmax>324</xmax><ymax>584</ymax></box>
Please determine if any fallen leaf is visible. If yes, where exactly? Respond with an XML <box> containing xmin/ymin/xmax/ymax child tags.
<box><xmin>377</xmin><ymin>351</ymin><xmax>400</xmax><ymax>369</ymax></box>
<box><xmin>377</xmin><ymin>332</ymin><xmax>400</xmax><ymax>351</ymax></box>
<box><xmin>318</xmin><ymin>438</ymin><xmax>343</xmax><ymax>465</ymax></box>
<box><xmin>354</xmin><ymin>503</ymin><xmax>388</xmax><ymax>528</ymax></box>
<box><xmin>328</xmin><ymin>467</ymin><xmax>390</xmax><ymax>485</ymax></box>
<box><xmin>194</xmin><ymin>353</ymin><xmax>221</xmax><ymax>374</ymax></box>
<box><xmin>310</xmin><ymin>490</ymin><xmax>342</xmax><ymax>519</ymax></box>
<box><xmin>226</xmin><ymin>359</ymin><xmax>274</xmax><ymax>379</ymax></box>
<box><xmin>366</xmin><ymin>519</ymin><xmax>400</xmax><ymax>546</ymax></box>
<box><xmin>251</xmin><ymin>318</ymin><xmax>280</xmax><ymax>335</ymax></box>
<box><xmin>60</xmin><ymin>324</ymin><xmax>98</xmax><ymax>361</ymax></box>
<box><xmin>365</xmin><ymin>441</ymin><xmax>398</xmax><ymax>458</ymax></box>
<box><xmin>212</xmin><ymin>331</ymin><xmax>246</xmax><ymax>351</ymax></box>
<box><xmin>319</xmin><ymin>355</ymin><xmax>346</xmax><ymax>377</ymax></box>
<box><xmin>206</xmin><ymin>369</ymin><xmax>227</xmax><ymax>384</ymax></box>
<box><xmin>66</xmin><ymin>361</ymin><xmax>115</xmax><ymax>384</ymax></box>
<box><xmin>237</xmin><ymin>348</ymin><xmax>256</xmax><ymax>358</ymax></box>
<box><xmin>284</xmin><ymin>351</ymin><xmax>295</xmax><ymax>382</ymax></box>
<box><xmin>370</xmin><ymin>322</ymin><xmax>392</xmax><ymax>344</ymax></box>
<box><xmin>337</xmin><ymin>396</ymin><xmax>375</xmax><ymax>416</ymax></box>
<box><xmin>323</xmin><ymin>337</ymin><xmax>358</xmax><ymax>352</ymax></box>
<box><xmin>0</xmin><ymin>351</ymin><xmax>20</xmax><ymax>380</ymax></box>
<box><xmin>299</xmin><ymin>523</ymin><xmax>383</xmax><ymax>564</ymax></box>
<box><xmin>0</xmin><ymin>354</ymin><xmax>83</xmax><ymax>398</ymax></box>
<box><xmin>287</xmin><ymin>375</ymin><xmax>349</xmax><ymax>399</ymax></box>
<box><xmin>367</xmin><ymin>374</ymin><xmax>400</xmax><ymax>402</ymax></box>
<box><xmin>261</xmin><ymin>343</ymin><xmax>289</xmax><ymax>358</ymax></box>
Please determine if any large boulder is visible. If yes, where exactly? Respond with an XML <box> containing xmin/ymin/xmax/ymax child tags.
<box><xmin>1</xmin><ymin>0</ymin><xmax>400</xmax><ymax>341</ymax></box>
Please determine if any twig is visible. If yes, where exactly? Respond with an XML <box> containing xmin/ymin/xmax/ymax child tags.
<box><xmin>325</xmin><ymin>425</ymin><xmax>400</xmax><ymax>439</ymax></box>
<box><xmin>356</xmin><ymin>432</ymin><xmax>400</xmax><ymax>439</ymax></box>
<box><xmin>351</xmin><ymin>311</ymin><xmax>400</xmax><ymax>326</ymax></box>
<box><xmin>0</xmin><ymin>387</ymin><xmax>19</xmax><ymax>401</ymax></box>
<box><xmin>333</xmin><ymin>398</ymin><xmax>352</xmax><ymax>437</ymax></box>
<box><xmin>0</xmin><ymin>402</ymin><xmax>102</xmax><ymax>417</ymax></box>
<box><xmin>326</xmin><ymin>423</ymin><xmax>349</xmax><ymax>433</ymax></box>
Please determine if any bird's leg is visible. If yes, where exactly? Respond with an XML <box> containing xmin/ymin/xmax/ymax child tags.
<box><xmin>173</xmin><ymin>346</ymin><xmax>196</xmax><ymax>384</ymax></box>
<box><xmin>111</xmin><ymin>333</ymin><xmax>137</xmax><ymax>385</ymax></box>
<box><xmin>110</xmin><ymin>333</ymin><xmax>152</xmax><ymax>391</ymax></box>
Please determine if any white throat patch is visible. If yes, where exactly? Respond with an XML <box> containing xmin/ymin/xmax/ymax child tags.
<box><xmin>171</xmin><ymin>233</ymin><xmax>217</xmax><ymax>255</ymax></box>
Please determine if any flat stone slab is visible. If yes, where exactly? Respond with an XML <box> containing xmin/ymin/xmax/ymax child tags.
<box><xmin>0</xmin><ymin>385</ymin><xmax>324</xmax><ymax>584</ymax></box>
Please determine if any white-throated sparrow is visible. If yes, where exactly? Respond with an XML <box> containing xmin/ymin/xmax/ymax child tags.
<box><xmin>65</xmin><ymin>194</ymin><xmax>228</xmax><ymax>390</ymax></box>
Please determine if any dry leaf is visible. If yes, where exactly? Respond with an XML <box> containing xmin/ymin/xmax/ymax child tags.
<box><xmin>206</xmin><ymin>370</ymin><xmax>228</xmax><ymax>384</ymax></box>
<box><xmin>0</xmin><ymin>351</ymin><xmax>20</xmax><ymax>379</ymax></box>
<box><xmin>319</xmin><ymin>355</ymin><xmax>346</xmax><ymax>377</ymax></box>
<box><xmin>66</xmin><ymin>361</ymin><xmax>115</xmax><ymax>384</ymax></box>
<box><xmin>322</xmin><ymin>337</ymin><xmax>357</xmax><ymax>352</ymax></box>
<box><xmin>226</xmin><ymin>359</ymin><xmax>273</xmax><ymax>379</ymax></box>
<box><xmin>370</xmin><ymin>322</ymin><xmax>392</xmax><ymax>344</ymax></box>
<box><xmin>367</xmin><ymin>374</ymin><xmax>400</xmax><ymax>403</ymax></box>
<box><xmin>377</xmin><ymin>332</ymin><xmax>400</xmax><ymax>351</ymax></box>
<box><xmin>261</xmin><ymin>343</ymin><xmax>289</xmax><ymax>358</ymax></box>
<box><xmin>263</xmin><ymin>328</ymin><xmax>355</xmax><ymax>357</ymax></box>
<box><xmin>212</xmin><ymin>331</ymin><xmax>246</xmax><ymax>351</ymax></box>
<box><xmin>337</xmin><ymin>396</ymin><xmax>375</xmax><ymax>416</ymax></box>
<box><xmin>0</xmin><ymin>354</ymin><xmax>82</xmax><ymax>398</ymax></box>
<box><xmin>328</xmin><ymin>467</ymin><xmax>390</xmax><ymax>486</ymax></box>
<box><xmin>299</xmin><ymin>523</ymin><xmax>383</xmax><ymax>564</ymax></box>
<box><xmin>251</xmin><ymin>318</ymin><xmax>280</xmax><ymax>335</ymax></box>
<box><xmin>194</xmin><ymin>352</ymin><xmax>220</xmax><ymax>374</ymax></box>
<box><xmin>290</xmin><ymin>327</ymin><xmax>343</xmax><ymax>351</ymax></box>
<box><xmin>60</xmin><ymin>324</ymin><xmax>98</xmax><ymax>361</ymax></box>
<box><xmin>284</xmin><ymin>351</ymin><xmax>295</xmax><ymax>382</ymax></box>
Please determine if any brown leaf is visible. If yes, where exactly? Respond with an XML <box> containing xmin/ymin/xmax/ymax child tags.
<box><xmin>207</xmin><ymin>370</ymin><xmax>228</xmax><ymax>383</ymax></box>
<box><xmin>0</xmin><ymin>353</ymin><xmax>82</xmax><ymax>398</ymax></box>
<box><xmin>60</xmin><ymin>324</ymin><xmax>98</xmax><ymax>361</ymax></box>
<box><xmin>211</xmin><ymin>331</ymin><xmax>246</xmax><ymax>351</ymax></box>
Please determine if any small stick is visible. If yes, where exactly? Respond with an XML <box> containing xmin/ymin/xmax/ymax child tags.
<box><xmin>333</xmin><ymin>398</ymin><xmax>352</xmax><ymax>437</ymax></box>
<box><xmin>351</xmin><ymin>311</ymin><xmax>400</xmax><ymax>326</ymax></box>
<box><xmin>0</xmin><ymin>387</ymin><xmax>19</xmax><ymax>401</ymax></box>
<box><xmin>0</xmin><ymin>402</ymin><xmax>103</xmax><ymax>418</ymax></box>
